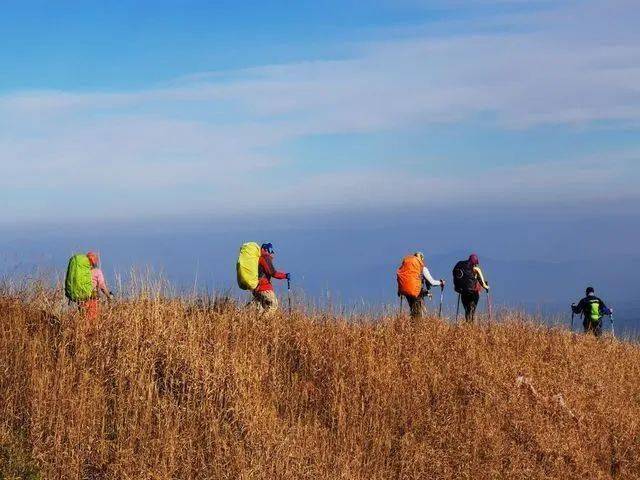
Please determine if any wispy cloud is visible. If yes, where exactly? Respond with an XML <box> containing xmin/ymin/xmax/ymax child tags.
<box><xmin>1</xmin><ymin>0</ymin><xmax>638</xmax><ymax>223</ymax></box>
<box><xmin>252</xmin><ymin>150</ymin><xmax>640</xmax><ymax>214</ymax></box>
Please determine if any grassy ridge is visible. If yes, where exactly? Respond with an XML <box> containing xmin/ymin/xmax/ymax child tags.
<box><xmin>0</xmin><ymin>287</ymin><xmax>639</xmax><ymax>479</ymax></box>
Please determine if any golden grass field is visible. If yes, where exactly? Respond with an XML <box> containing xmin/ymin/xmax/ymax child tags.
<box><xmin>1</xmin><ymin>284</ymin><xmax>639</xmax><ymax>479</ymax></box>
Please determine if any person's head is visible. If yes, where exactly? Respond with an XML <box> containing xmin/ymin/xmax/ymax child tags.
<box><xmin>414</xmin><ymin>252</ymin><xmax>424</xmax><ymax>262</ymax></box>
<box><xmin>87</xmin><ymin>251</ymin><xmax>99</xmax><ymax>268</ymax></box>
<box><xmin>261</xmin><ymin>243</ymin><xmax>274</xmax><ymax>255</ymax></box>
<box><xmin>469</xmin><ymin>253</ymin><xmax>479</xmax><ymax>266</ymax></box>
<box><xmin>586</xmin><ymin>286</ymin><xmax>595</xmax><ymax>296</ymax></box>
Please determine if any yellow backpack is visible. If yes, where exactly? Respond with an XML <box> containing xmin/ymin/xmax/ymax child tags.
<box><xmin>236</xmin><ymin>242</ymin><xmax>261</xmax><ymax>290</ymax></box>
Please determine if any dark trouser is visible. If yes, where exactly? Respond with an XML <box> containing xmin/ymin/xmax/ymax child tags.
<box><xmin>461</xmin><ymin>291</ymin><xmax>480</xmax><ymax>322</ymax></box>
<box><xmin>583</xmin><ymin>318</ymin><xmax>603</xmax><ymax>337</ymax></box>
<box><xmin>404</xmin><ymin>287</ymin><xmax>432</xmax><ymax>319</ymax></box>
<box><xmin>405</xmin><ymin>294</ymin><xmax>424</xmax><ymax>319</ymax></box>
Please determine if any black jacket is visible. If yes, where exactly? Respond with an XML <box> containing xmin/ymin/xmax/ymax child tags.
<box><xmin>572</xmin><ymin>294</ymin><xmax>608</xmax><ymax>321</ymax></box>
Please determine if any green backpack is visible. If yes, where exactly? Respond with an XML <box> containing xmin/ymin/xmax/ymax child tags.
<box><xmin>65</xmin><ymin>254</ymin><xmax>94</xmax><ymax>302</ymax></box>
<box><xmin>587</xmin><ymin>299</ymin><xmax>602</xmax><ymax>323</ymax></box>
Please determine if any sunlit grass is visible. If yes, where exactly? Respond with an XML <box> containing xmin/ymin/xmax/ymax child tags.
<box><xmin>0</xmin><ymin>281</ymin><xmax>638</xmax><ymax>479</ymax></box>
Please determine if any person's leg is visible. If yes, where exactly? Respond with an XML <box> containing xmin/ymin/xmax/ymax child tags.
<box><xmin>582</xmin><ymin>317</ymin><xmax>602</xmax><ymax>336</ymax></box>
<box><xmin>408</xmin><ymin>295</ymin><xmax>423</xmax><ymax>319</ymax></box>
<box><xmin>460</xmin><ymin>294</ymin><xmax>470</xmax><ymax>321</ymax></box>
<box><xmin>461</xmin><ymin>293</ymin><xmax>473</xmax><ymax>322</ymax></box>
<box><xmin>469</xmin><ymin>292</ymin><xmax>480</xmax><ymax>322</ymax></box>
<box><xmin>404</xmin><ymin>295</ymin><xmax>414</xmax><ymax>315</ymax></box>
<box><xmin>250</xmin><ymin>290</ymin><xmax>265</xmax><ymax>314</ymax></box>
<box><xmin>260</xmin><ymin>290</ymin><xmax>279</xmax><ymax>317</ymax></box>
<box><xmin>81</xmin><ymin>299</ymin><xmax>99</xmax><ymax>321</ymax></box>
<box><xmin>462</xmin><ymin>292</ymin><xmax>479</xmax><ymax>322</ymax></box>
<box><xmin>593</xmin><ymin>320</ymin><xmax>603</xmax><ymax>337</ymax></box>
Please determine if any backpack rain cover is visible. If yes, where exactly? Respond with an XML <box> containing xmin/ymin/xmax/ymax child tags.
<box><xmin>237</xmin><ymin>242</ymin><xmax>261</xmax><ymax>290</ymax></box>
<box><xmin>65</xmin><ymin>254</ymin><xmax>94</xmax><ymax>302</ymax></box>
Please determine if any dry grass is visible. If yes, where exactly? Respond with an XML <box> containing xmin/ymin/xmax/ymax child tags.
<box><xmin>1</xmin><ymin>284</ymin><xmax>639</xmax><ymax>479</ymax></box>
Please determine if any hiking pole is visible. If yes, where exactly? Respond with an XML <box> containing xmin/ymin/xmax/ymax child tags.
<box><xmin>487</xmin><ymin>290</ymin><xmax>492</xmax><ymax>320</ymax></box>
<box><xmin>287</xmin><ymin>276</ymin><xmax>292</xmax><ymax>315</ymax></box>
<box><xmin>610</xmin><ymin>313</ymin><xmax>615</xmax><ymax>338</ymax></box>
<box><xmin>438</xmin><ymin>284</ymin><xmax>444</xmax><ymax>318</ymax></box>
<box><xmin>456</xmin><ymin>293</ymin><xmax>460</xmax><ymax>321</ymax></box>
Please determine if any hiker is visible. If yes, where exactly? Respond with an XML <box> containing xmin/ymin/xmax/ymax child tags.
<box><xmin>83</xmin><ymin>252</ymin><xmax>112</xmax><ymax>320</ymax></box>
<box><xmin>65</xmin><ymin>251</ymin><xmax>112</xmax><ymax>321</ymax></box>
<box><xmin>397</xmin><ymin>252</ymin><xmax>445</xmax><ymax>319</ymax></box>
<box><xmin>572</xmin><ymin>287</ymin><xmax>612</xmax><ymax>337</ymax></box>
<box><xmin>250</xmin><ymin>243</ymin><xmax>290</xmax><ymax>316</ymax></box>
<box><xmin>452</xmin><ymin>253</ymin><xmax>489</xmax><ymax>322</ymax></box>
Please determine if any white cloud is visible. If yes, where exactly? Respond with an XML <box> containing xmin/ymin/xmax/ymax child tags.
<box><xmin>250</xmin><ymin>150</ymin><xmax>640</xmax><ymax>215</ymax></box>
<box><xmin>0</xmin><ymin>0</ymin><xmax>638</xmax><ymax>222</ymax></box>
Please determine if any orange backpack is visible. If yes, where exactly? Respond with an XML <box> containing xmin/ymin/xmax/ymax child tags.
<box><xmin>397</xmin><ymin>255</ymin><xmax>423</xmax><ymax>297</ymax></box>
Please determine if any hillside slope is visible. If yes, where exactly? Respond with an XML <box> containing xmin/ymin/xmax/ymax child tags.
<box><xmin>0</xmin><ymin>290</ymin><xmax>639</xmax><ymax>479</ymax></box>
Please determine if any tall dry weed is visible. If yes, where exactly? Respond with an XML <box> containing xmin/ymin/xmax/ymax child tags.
<box><xmin>0</xmin><ymin>285</ymin><xmax>639</xmax><ymax>479</ymax></box>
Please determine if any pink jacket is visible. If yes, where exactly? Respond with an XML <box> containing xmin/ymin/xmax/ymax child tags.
<box><xmin>92</xmin><ymin>268</ymin><xmax>107</xmax><ymax>292</ymax></box>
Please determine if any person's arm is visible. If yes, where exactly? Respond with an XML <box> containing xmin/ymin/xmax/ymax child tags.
<box><xmin>94</xmin><ymin>269</ymin><xmax>110</xmax><ymax>297</ymax></box>
<box><xmin>422</xmin><ymin>266</ymin><xmax>443</xmax><ymax>287</ymax></box>
<box><xmin>571</xmin><ymin>302</ymin><xmax>579</xmax><ymax>314</ymax></box>
<box><xmin>273</xmin><ymin>269</ymin><xmax>287</xmax><ymax>280</ymax></box>
<box><xmin>264</xmin><ymin>256</ymin><xmax>287</xmax><ymax>280</ymax></box>
<box><xmin>599</xmin><ymin>298</ymin><xmax>612</xmax><ymax>315</ymax></box>
<box><xmin>473</xmin><ymin>266</ymin><xmax>489</xmax><ymax>290</ymax></box>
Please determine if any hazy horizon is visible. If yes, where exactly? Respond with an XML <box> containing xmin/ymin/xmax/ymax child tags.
<box><xmin>2</xmin><ymin>200</ymin><xmax>638</xmax><ymax>334</ymax></box>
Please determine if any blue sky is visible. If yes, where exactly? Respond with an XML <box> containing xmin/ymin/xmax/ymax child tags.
<box><xmin>2</xmin><ymin>0</ymin><xmax>639</xmax><ymax>225</ymax></box>
<box><xmin>1</xmin><ymin>0</ymin><xmax>640</xmax><ymax>325</ymax></box>
<box><xmin>0</xmin><ymin>1</ymin><xmax>547</xmax><ymax>90</ymax></box>
<box><xmin>0</xmin><ymin>0</ymin><xmax>640</xmax><ymax>318</ymax></box>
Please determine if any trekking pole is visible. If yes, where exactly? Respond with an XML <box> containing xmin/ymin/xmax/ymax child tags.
<box><xmin>438</xmin><ymin>284</ymin><xmax>444</xmax><ymax>318</ymax></box>
<box><xmin>571</xmin><ymin>312</ymin><xmax>574</xmax><ymax>331</ymax></box>
<box><xmin>287</xmin><ymin>276</ymin><xmax>292</xmax><ymax>315</ymax></box>
<box><xmin>487</xmin><ymin>290</ymin><xmax>493</xmax><ymax>320</ymax></box>
<box><xmin>456</xmin><ymin>293</ymin><xmax>460</xmax><ymax>321</ymax></box>
<box><xmin>610</xmin><ymin>313</ymin><xmax>615</xmax><ymax>338</ymax></box>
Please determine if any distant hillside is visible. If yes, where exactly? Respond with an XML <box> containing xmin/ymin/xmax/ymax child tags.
<box><xmin>1</xmin><ymin>284</ymin><xmax>639</xmax><ymax>479</ymax></box>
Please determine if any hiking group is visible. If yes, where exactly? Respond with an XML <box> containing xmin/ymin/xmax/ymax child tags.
<box><xmin>395</xmin><ymin>251</ymin><xmax>613</xmax><ymax>337</ymax></box>
<box><xmin>396</xmin><ymin>252</ymin><xmax>489</xmax><ymax>322</ymax></box>
<box><xmin>62</xmin><ymin>245</ymin><xmax>614</xmax><ymax>337</ymax></box>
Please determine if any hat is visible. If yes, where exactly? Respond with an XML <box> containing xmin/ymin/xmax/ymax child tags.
<box><xmin>87</xmin><ymin>251</ymin><xmax>99</xmax><ymax>267</ymax></box>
